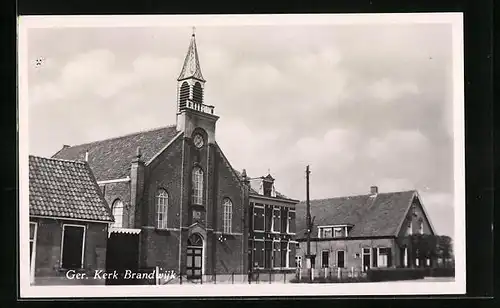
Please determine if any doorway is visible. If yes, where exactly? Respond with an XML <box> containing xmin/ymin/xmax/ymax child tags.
<box><xmin>105</xmin><ymin>233</ymin><xmax>139</xmax><ymax>285</ymax></box>
<box><xmin>186</xmin><ymin>233</ymin><xmax>203</xmax><ymax>279</ymax></box>
<box><xmin>362</xmin><ymin>248</ymin><xmax>371</xmax><ymax>272</ymax></box>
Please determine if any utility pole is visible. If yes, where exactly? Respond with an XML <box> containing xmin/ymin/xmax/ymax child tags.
<box><xmin>306</xmin><ymin>165</ymin><xmax>311</xmax><ymax>258</ymax></box>
<box><xmin>305</xmin><ymin>165</ymin><xmax>315</xmax><ymax>281</ymax></box>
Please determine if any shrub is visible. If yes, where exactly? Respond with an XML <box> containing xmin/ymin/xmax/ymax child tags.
<box><xmin>289</xmin><ymin>275</ymin><xmax>369</xmax><ymax>283</ymax></box>
<box><xmin>366</xmin><ymin>268</ymin><xmax>426</xmax><ymax>282</ymax></box>
<box><xmin>425</xmin><ymin>267</ymin><xmax>455</xmax><ymax>277</ymax></box>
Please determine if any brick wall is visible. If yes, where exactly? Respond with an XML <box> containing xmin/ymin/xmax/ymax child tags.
<box><xmin>30</xmin><ymin>217</ymin><xmax>108</xmax><ymax>283</ymax></box>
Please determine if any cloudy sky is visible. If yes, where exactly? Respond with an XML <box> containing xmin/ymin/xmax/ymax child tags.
<box><xmin>25</xmin><ymin>18</ymin><xmax>458</xmax><ymax>237</ymax></box>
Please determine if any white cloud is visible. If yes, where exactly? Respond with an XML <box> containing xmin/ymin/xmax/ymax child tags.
<box><xmin>367</xmin><ymin>129</ymin><xmax>429</xmax><ymax>159</ymax></box>
<box><xmin>368</xmin><ymin>78</ymin><xmax>419</xmax><ymax>102</ymax></box>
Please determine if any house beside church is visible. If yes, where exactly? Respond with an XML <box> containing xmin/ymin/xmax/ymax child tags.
<box><xmin>295</xmin><ymin>186</ymin><xmax>437</xmax><ymax>275</ymax></box>
<box><xmin>29</xmin><ymin>155</ymin><xmax>114</xmax><ymax>285</ymax></box>
<box><xmin>51</xmin><ymin>32</ymin><xmax>298</xmax><ymax>282</ymax></box>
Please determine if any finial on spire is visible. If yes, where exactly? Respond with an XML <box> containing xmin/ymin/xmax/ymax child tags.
<box><xmin>267</xmin><ymin>168</ymin><xmax>271</xmax><ymax>175</ymax></box>
<box><xmin>192</xmin><ymin>26</ymin><xmax>196</xmax><ymax>37</ymax></box>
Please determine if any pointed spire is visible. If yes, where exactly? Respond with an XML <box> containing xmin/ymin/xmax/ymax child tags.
<box><xmin>178</xmin><ymin>29</ymin><xmax>205</xmax><ymax>82</ymax></box>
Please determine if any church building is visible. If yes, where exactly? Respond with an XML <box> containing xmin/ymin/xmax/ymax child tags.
<box><xmin>52</xmin><ymin>32</ymin><xmax>299</xmax><ymax>282</ymax></box>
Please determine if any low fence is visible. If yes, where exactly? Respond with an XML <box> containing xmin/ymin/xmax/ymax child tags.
<box><xmin>296</xmin><ymin>267</ymin><xmax>366</xmax><ymax>281</ymax></box>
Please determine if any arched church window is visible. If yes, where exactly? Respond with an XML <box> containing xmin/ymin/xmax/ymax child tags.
<box><xmin>179</xmin><ymin>82</ymin><xmax>190</xmax><ymax>109</ymax></box>
<box><xmin>192</xmin><ymin>166</ymin><xmax>203</xmax><ymax>205</ymax></box>
<box><xmin>156</xmin><ymin>189</ymin><xmax>169</xmax><ymax>229</ymax></box>
<box><xmin>223</xmin><ymin>198</ymin><xmax>233</xmax><ymax>234</ymax></box>
<box><xmin>192</xmin><ymin>82</ymin><xmax>203</xmax><ymax>104</ymax></box>
<box><xmin>111</xmin><ymin>199</ymin><xmax>124</xmax><ymax>228</ymax></box>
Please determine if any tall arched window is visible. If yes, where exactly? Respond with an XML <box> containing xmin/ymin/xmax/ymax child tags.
<box><xmin>111</xmin><ymin>199</ymin><xmax>124</xmax><ymax>228</ymax></box>
<box><xmin>156</xmin><ymin>189</ymin><xmax>169</xmax><ymax>229</ymax></box>
<box><xmin>223</xmin><ymin>198</ymin><xmax>233</xmax><ymax>234</ymax></box>
<box><xmin>192</xmin><ymin>166</ymin><xmax>203</xmax><ymax>205</ymax></box>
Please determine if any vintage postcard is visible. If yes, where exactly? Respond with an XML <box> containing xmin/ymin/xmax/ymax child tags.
<box><xmin>18</xmin><ymin>13</ymin><xmax>465</xmax><ymax>298</ymax></box>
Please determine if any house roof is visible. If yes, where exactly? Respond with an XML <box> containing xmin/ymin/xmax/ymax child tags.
<box><xmin>29</xmin><ymin>155</ymin><xmax>114</xmax><ymax>222</ymax></box>
<box><xmin>52</xmin><ymin>126</ymin><xmax>180</xmax><ymax>181</ymax></box>
<box><xmin>232</xmin><ymin>170</ymin><xmax>295</xmax><ymax>202</ymax></box>
<box><xmin>295</xmin><ymin>190</ymin><xmax>417</xmax><ymax>238</ymax></box>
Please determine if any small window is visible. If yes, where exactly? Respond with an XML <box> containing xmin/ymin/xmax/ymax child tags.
<box><xmin>333</xmin><ymin>227</ymin><xmax>343</xmax><ymax>238</ymax></box>
<box><xmin>295</xmin><ymin>256</ymin><xmax>302</xmax><ymax>268</ymax></box>
<box><xmin>337</xmin><ymin>251</ymin><xmax>345</xmax><ymax>268</ymax></box>
<box><xmin>407</xmin><ymin>221</ymin><xmax>413</xmax><ymax>235</ymax></box>
<box><xmin>223</xmin><ymin>198</ymin><xmax>233</xmax><ymax>234</ymax></box>
<box><xmin>111</xmin><ymin>199</ymin><xmax>124</xmax><ymax>228</ymax></box>
<box><xmin>419</xmin><ymin>220</ymin><xmax>424</xmax><ymax>234</ymax></box>
<box><xmin>321</xmin><ymin>250</ymin><xmax>329</xmax><ymax>268</ymax></box>
<box><xmin>287</xmin><ymin>211</ymin><xmax>296</xmax><ymax>234</ymax></box>
<box><xmin>61</xmin><ymin>225</ymin><xmax>85</xmax><ymax>269</ymax></box>
<box><xmin>156</xmin><ymin>189</ymin><xmax>169</xmax><ymax>229</ymax></box>
<box><xmin>320</xmin><ymin>227</ymin><xmax>332</xmax><ymax>238</ymax></box>
<box><xmin>253</xmin><ymin>207</ymin><xmax>265</xmax><ymax>231</ymax></box>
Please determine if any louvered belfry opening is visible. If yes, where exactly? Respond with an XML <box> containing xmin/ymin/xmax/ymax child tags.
<box><xmin>192</xmin><ymin>82</ymin><xmax>203</xmax><ymax>105</ymax></box>
<box><xmin>179</xmin><ymin>82</ymin><xmax>190</xmax><ymax>110</ymax></box>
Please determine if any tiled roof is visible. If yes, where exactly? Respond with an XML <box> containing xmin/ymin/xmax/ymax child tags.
<box><xmin>52</xmin><ymin>126</ymin><xmax>180</xmax><ymax>180</ymax></box>
<box><xmin>295</xmin><ymin>190</ymin><xmax>417</xmax><ymax>238</ymax></box>
<box><xmin>29</xmin><ymin>156</ymin><xmax>114</xmax><ymax>222</ymax></box>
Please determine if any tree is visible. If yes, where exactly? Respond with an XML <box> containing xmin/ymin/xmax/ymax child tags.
<box><xmin>436</xmin><ymin>235</ymin><xmax>453</xmax><ymax>268</ymax></box>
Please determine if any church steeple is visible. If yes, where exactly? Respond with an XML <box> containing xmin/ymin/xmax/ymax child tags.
<box><xmin>178</xmin><ymin>28</ymin><xmax>205</xmax><ymax>82</ymax></box>
<box><xmin>175</xmin><ymin>29</ymin><xmax>218</xmax><ymax>142</ymax></box>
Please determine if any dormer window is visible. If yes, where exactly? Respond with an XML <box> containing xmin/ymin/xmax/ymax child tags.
<box><xmin>318</xmin><ymin>225</ymin><xmax>351</xmax><ymax>238</ymax></box>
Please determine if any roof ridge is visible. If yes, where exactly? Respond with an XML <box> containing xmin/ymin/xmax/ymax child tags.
<box><xmin>60</xmin><ymin>125</ymin><xmax>177</xmax><ymax>149</ymax></box>
<box><xmin>297</xmin><ymin>190</ymin><xmax>417</xmax><ymax>203</ymax></box>
<box><xmin>29</xmin><ymin>155</ymin><xmax>87</xmax><ymax>165</ymax></box>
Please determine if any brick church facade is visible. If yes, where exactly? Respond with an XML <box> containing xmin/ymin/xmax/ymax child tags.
<box><xmin>52</xmin><ymin>32</ymin><xmax>298</xmax><ymax>280</ymax></box>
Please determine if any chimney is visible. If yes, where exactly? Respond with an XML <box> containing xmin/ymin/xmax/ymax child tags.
<box><xmin>370</xmin><ymin>186</ymin><xmax>378</xmax><ymax>195</ymax></box>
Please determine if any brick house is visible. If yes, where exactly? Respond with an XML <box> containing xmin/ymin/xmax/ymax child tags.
<box><xmin>29</xmin><ymin>156</ymin><xmax>114</xmax><ymax>285</ymax></box>
<box><xmin>246</xmin><ymin>174</ymin><xmax>299</xmax><ymax>274</ymax></box>
<box><xmin>51</xmin><ymin>33</ymin><xmax>298</xmax><ymax>281</ymax></box>
<box><xmin>295</xmin><ymin>186</ymin><xmax>437</xmax><ymax>275</ymax></box>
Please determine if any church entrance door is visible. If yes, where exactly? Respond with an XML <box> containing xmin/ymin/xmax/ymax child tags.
<box><xmin>186</xmin><ymin>233</ymin><xmax>203</xmax><ymax>280</ymax></box>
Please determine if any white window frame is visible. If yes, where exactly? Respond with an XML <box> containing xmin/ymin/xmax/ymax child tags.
<box><xmin>223</xmin><ymin>198</ymin><xmax>233</xmax><ymax>234</ymax></box>
<box><xmin>419</xmin><ymin>220</ymin><xmax>424</xmax><ymax>234</ymax></box>
<box><xmin>404</xmin><ymin>247</ymin><xmax>408</xmax><ymax>267</ymax></box>
<box><xmin>29</xmin><ymin>221</ymin><xmax>38</xmax><ymax>284</ymax></box>
<box><xmin>321</xmin><ymin>250</ymin><xmax>330</xmax><ymax>268</ymax></box>
<box><xmin>319</xmin><ymin>227</ymin><xmax>333</xmax><ymax>238</ymax></box>
<box><xmin>156</xmin><ymin>189</ymin><xmax>169</xmax><ymax>229</ymax></box>
<box><xmin>376</xmin><ymin>247</ymin><xmax>390</xmax><ymax>268</ymax></box>
<box><xmin>252</xmin><ymin>204</ymin><xmax>265</xmax><ymax>232</ymax></box>
<box><xmin>111</xmin><ymin>199</ymin><xmax>124</xmax><ymax>228</ymax></box>
<box><xmin>252</xmin><ymin>238</ymin><xmax>265</xmax><ymax>269</ymax></box>
<box><xmin>286</xmin><ymin>210</ymin><xmax>296</xmax><ymax>235</ymax></box>
<box><xmin>336</xmin><ymin>250</ymin><xmax>346</xmax><ymax>268</ymax></box>
<box><xmin>60</xmin><ymin>224</ymin><xmax>86</xmax><ymax>270</ymax></box>
<box><xmin>333</xmin><ymin>227</ymin><xmax>343</xmax><ymax>238</ymax></box>
<box><xmin>272</xmin><ymin>239</ymin><xmax>281</xmax><ymax>269</ymax></box>
<box><xmin>192</xmin><ymin>166</ymin><xmax>204</xmax><ymax>205</ymax></box>
<box><xmin>271</xmin><ymin>207</ymin><xmax>281</xmax><ymax>233</ymax></box>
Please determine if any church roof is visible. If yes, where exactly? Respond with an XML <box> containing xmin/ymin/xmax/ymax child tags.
<box><xmin>52</xmin><ymin>126</ymin><xmax>180</xmax><ymax>181</ymax></box>
<box><xmin>178</xmin><ymin>33</ymin><xmax>205</xmax><ymax>82</ymax></box>
<box><xmin>29</xmin><ymin>156</ymin><xmax>114</xmax><ymax>222</ymax></box>
<box><xmin>295</xmin><ymin>190</ymin><xmax>420</xmax><ymax>238</ymax></box>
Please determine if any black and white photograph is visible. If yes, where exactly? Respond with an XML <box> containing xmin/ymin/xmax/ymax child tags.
<box><xmin>19</xmin><ymin>13</ymin><xmax>465</xmax><ymax>297</ymax></box>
